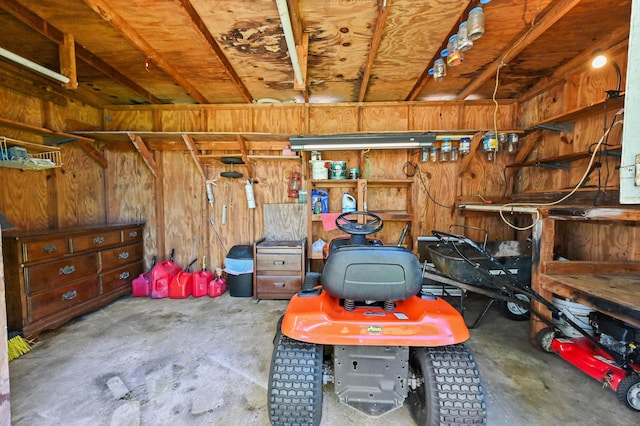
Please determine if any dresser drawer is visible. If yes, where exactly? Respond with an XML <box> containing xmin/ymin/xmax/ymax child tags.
<box><xmin>100</xmin><ymin>243</ymin><xmax>143</xmax><ymax>271</ymax></box>
<box><xmin>71</xmin><ymin>230</ymin><xmax>122</xmax><ymax>252</ymax></box>
<box><xmin>122</xmin><ymin>227</ymin><xmax>144</xmax><ymax>244</ymax></box>
<box><xmin>23</xmin><ymin>238</ymin><xmax>69</xmax><ymax>263</ymax></box>
<box><xmin>29</xmin><ymin>277</ymin><xmax>100</xmax><ymax>322</ymax></box>
<box><xmin>102</xmin><ymin>262</ymin><xmax>143</xmax><ymax>294</ymax></box>
<box><xmin>256</xmin><ymin>275</ymin><xmax>301</xmax><ymax>295</ymax></box>
<box><xmin>256</xmin><ymin>253</ymin><xmax>302</xmax><ymax>272</ymax></box>
<box><xmin>25</xmin><ymin>253</ymin><xmax>99</xmax><ymax>294</ymax></box>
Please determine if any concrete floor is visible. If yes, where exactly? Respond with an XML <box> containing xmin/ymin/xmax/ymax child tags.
<box><xmin>8</xmin><ymin>291</ymin><xmax>639</xmax><ymax>425</ymax></box>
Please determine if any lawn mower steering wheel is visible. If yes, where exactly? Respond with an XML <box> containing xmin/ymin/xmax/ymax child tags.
<box><xmin>336</xmin><ymin>211</ymin><xmax>383</xmax><ymax>235</ymax></box>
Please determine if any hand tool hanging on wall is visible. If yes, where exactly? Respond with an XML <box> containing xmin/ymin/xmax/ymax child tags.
<box><xmin>222</xmin><ymin>182</ymin><xmax>228</xmax><ymax>225</ymax></box>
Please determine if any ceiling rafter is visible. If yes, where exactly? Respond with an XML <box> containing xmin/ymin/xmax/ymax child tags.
<box><xmin>82</xmin><ymin>0</ymin><xmax>210</xmax><ymax>104</ymax></box>
<box><xmin>358</xmin><ymin>0</ymin><xmax>389</xmax><ymax>102</ymax></box>
<box><xmin>456</xmin><ymin>0</ymin><xmax>583</xmax><ymax>100</ymax></box>
<box><xmin>0</xmin><ymin>0</ymin><xmax>163</xmax><ymax>104</ymax></box>
<box><xmin>286</xmin><ymin>0</ymin><xmax>309</xmax><ymax>97</ymax></box>
<box><xmin>177</xmin><ymin>0</ymin><xmax>253</xmax><ymax>103</ymax></box>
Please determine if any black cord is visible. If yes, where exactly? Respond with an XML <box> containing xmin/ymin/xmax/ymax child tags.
<box><xmin>593</xmin><ymin>111</ymin><xmax>618</xmax><ymax>205</ymax></box>
<box><xmin>403</xmin><ymin>161</ymin><xmax>454</xmax><ymax>209</ymax></box>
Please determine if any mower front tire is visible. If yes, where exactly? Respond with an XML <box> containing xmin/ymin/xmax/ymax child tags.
<box><xmin>268</xmin><ymin>334</ymin><xmax>324</xmax><ymax>426</ymax></box>
<box><xmin>407</xmin><ymin>344</ymin><xmax>487</xmax><ymax>426</ymax></box>
<box><xmin>617</xmin><ymin>374</ymin><xmax>640</xmax><ymax>412</ymax></box>
<box><xmin>535</xmin><ymin>327</ymin><xmax>557</xmax><ymax>353</ymax></box>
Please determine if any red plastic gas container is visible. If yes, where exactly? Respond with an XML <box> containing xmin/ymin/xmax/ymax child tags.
<box><xmin>192</xmin><ymin>257</ymin><xmax>213</xmax><ymax>298</ymax></box>
<box><xmin>132</xmin><ymin>256</ymin><xmax>156</xmax><ymax>297</ymax></box>
<box><xmin>150</xmin><ymin>249</ymin><xmax>182</xmax><ymax>299</ymax></box>
<box><xmin>169</xmin><ymin>258</ymin><xmax>197</xmax><ymax>299</ymax></box>
<box><xmin>209</xmin><ymin>268</ymin><xmax>227</xmax><ymax>297</ymax></box>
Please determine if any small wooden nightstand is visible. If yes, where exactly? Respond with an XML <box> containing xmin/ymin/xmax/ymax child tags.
<box><xmin>254</xmin><ymin>239</ymin><xmax>306</xmax><ymax>299</ymax></box>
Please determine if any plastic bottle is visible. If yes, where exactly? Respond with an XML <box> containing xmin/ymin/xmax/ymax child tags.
<box><xmin>341</xmin><ymin>192</ymin><xmax>356</xmax><ymax>213</ymax></box>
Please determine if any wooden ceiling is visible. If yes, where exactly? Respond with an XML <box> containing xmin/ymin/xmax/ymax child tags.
<box><xmin>0</xmin><ymin>0</ymin><xmax>631</xmax><ymax>106</ymax></box>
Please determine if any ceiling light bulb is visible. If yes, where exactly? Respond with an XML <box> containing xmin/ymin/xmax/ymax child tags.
<box><xmin>591</xmin><ymin>54</ymin><xmax>607</xmax><ymax>69</ymax></box>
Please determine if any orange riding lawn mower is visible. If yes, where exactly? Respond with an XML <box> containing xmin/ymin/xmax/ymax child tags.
<box><xmin>267</xmin><ymin>212</ymin><xmax>487</xmax><ymax>425</ymax></box>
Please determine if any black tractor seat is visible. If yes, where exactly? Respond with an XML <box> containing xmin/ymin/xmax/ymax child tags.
<box><xmin>320</xmin><ymin>245</ymin><xmax>422</xmax><ymax>302</ymax></box>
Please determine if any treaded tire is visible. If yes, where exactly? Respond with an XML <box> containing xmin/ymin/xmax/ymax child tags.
<box><xmin>617</xmin><ymin>374</ymin><xmax>640</xmax><ymax>411</ymax></box>
<box><xmin>268</xmin><ymin>335</ymin><xmax>323</xmax><ymax>426</ymax></box>
<box><xmin>501</xmin><ymin>294</ymin><xmax>531</xmax><ymax>321</ymax></box>
<box><xmin>535</xmin><ymin>327</ymin><xmax>557</xmax><ymax>353</ymax></box>
<box><xmin>407</xmin><ymin>344</ymin><xmax>487</xmax><ymax>426</ymax></box>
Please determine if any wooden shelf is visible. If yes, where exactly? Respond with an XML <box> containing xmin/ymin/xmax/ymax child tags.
<box><xmin>532</xmin><ymin>95</ymin><xmax>624</xmax><ymax>132</ymax></box>
<box><xmin>0</xmin><ymin>136</ymin><xmax>62</xmax><ymax>170</ymax></box>
<box><xmin>507</xmin><ymin>144</ymin><xmax>622</xmax><ymax>169</ymax></box>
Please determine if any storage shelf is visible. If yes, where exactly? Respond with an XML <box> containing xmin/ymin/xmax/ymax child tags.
<box><xmin>0</xmin><ymin>136</ymin><xmax>62</xmax><ymax>170</ymax></box>
<box><xmin>532</xmin><ymin>95</ymin><xmax>624</xmax><ymax>132</ymax></box>
<box><xmin>507</xmin><ymin>144</ymin><xmax>622</xmax><ymax>169</ymax></box>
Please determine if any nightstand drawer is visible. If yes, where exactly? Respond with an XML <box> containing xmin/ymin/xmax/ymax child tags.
<box><xmin>256</xmin><ymin>253</ymin><xmax>301</xmax><ymax>272</ymax></box>
<box><xmin>102</xmin><ymin>262</ymin><xmax>143</xmax><ymax>294</ymax></box>
<box><xmin>256</xmin><ymin>275</ymin><xmax>301</xmax><ymax>295</ymax></box>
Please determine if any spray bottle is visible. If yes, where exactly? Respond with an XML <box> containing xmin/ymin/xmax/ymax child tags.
<box><xmin>245</xmin><ymin>179</ymin><xmax>256</xmax><ymax>209</ymax></box>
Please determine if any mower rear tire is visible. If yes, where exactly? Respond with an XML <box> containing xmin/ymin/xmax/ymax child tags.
<box><xmin>617</xmin><ymin>374</ymin><xmax>640</xmax><ymax>411</ymax></box>
<box><xmin>407</xmin><ymin>344</ymin><xmax>486</xmax><ymax>426</ymax></box>
<box><xmin>535</xmin><ymin>327</ymin><xmax>557</xmax><ymax>353</ymax></box>
<box><xmin>501</xmin><ymin>294</ymin><xmax>530</xmax><ymax>321</ymax></box>
<box><xmin>268</xmin><ymin>335</ymin><xmax>323</xmax><ymax>426</ymax></box>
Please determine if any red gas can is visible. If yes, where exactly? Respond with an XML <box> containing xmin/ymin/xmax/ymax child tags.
<box><xmin>169</xmin><ymin>258</ymin><xmax>197</xmax><ymax>299</ymax></box>
<box><xmin>192</xmin><ymin>257</ymin><xmax>213</xmax><ymax>298</ymax></box>
<box><xmin>132</xmin><ymin>256</ymin><xmax>156</xmax><ymax>297</ymax></box>
<box><xmin>150</xmin><ymin>249</ymin><xmax>182</xmax><ymax>299</ymax></box>
<box><xmin>209</xmin><ymin>268</ymin><xmax>227</xmax><ymax>297</ymax></box>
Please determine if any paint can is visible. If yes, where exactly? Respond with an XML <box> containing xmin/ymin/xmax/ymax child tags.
<box><xmin>311</xmin><ymin>160</ymin><xmax>331</xmax><ymax>180</ymax></box>
<box><xmin>330</xmin><ymin>161</ymin><xmax>347</xmax><ymax>179</ymax></box>
<box><xmin>348</xmin><ymin>168</ymin><xmax>360</xmax><ymax>180</ymax></box>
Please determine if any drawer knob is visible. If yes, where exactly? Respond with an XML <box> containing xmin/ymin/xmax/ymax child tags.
<box><xmin>119</xmin><ymin>271</ymin><xmax>130</xmax><ymax>280</ymax></box>
<box><xmin>118</xmin><ymin>252</ymin><xmax>130</xmax><ymax>260</ymax></box>
<box><xmin>128</xmin><ymin>231</ymin><xmax>138</xmax><ymax>237</ymax></box>
<box><xmin>273</xmin><ymin>282</ymin><xmax>286</xmax><ymax>288</ymax></box>
<box><xmin>42</xmin><ymin>244</ymin><xmax>57</xmax><ymax>253</ymax></box>
<box><xmin>93</xmin><ymin>236</ymin><xmax>105</xmax><ymax>244</ymax></box>
<box><xmin>61</xmin><ymin>290</ymin><xmax>77</xmax><ymax>301</ymax></box>
<box><xmin>59</xmin><ymin>265</ymin><xmax>76</xmax><ymax>275</ymax></box>
<box><xmin>273</xmin><ymin>260</ymin><xmax>285</xmax><ymax>265</ymax></box>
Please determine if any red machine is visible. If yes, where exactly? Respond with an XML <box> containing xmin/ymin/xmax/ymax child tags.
<box><xmin>268</xmin><ymin>212</ymin><xmax>486</xmax><ymax>425</ymax></box>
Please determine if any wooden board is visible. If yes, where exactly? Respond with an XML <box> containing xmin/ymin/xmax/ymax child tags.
<box><xmin>263</xmin><ymin>203</ymin><xmax>306</xmax><ymax>241</ymax></box>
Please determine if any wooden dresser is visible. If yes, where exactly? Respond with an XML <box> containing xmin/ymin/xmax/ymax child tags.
<box><xmin>2</xmin><ymin>223</ymin><xmax>145</xmax><ymax>339</ymax></box>
<box><xmin>254</xmin><ymin>239</ymin><xmax>305</xmax><ymax>299</ymax></box>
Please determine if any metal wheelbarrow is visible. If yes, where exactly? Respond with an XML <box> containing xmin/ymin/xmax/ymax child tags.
<box><xmin>424</xmin><ymin>227</ymin><xmax>532</xmax><ymax>328</ymax></box>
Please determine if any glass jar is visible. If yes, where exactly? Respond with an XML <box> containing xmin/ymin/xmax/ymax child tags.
<box><xmin>483</xmin><ymin>133</ymin><xmax>497</xmax><ymax>161</ymax></box>
<box><xmin>457</xmin><ymin>21</ymin><xmax>473</xmax><ymax>52</ymax></box>
<box><xmin>440</xmin><ymin>138</ymin><xmax>452</xmax><ymax>162</ymax></box>
<box><xmin>433</xmin><ymin>58</ymin><xmax>446</xmax><ymax>81</ymax></box>
<box><xmin>298</xmin><ymin>190</ymin><xmax>307</xmax><ymax>204</ymax></box>
<box><xmin>459</xmin><ymin>137</ymin><xmax>471</xmax><ymax>156</ymax></box>
<box><xmin>420</xmin><ymin>147</ymin><xmax>429</xmax><ymax>163</ymax></box>
<box><xmin>468</xmin><ymin>7</ymin><xmax>485</xmax><ymax>41</ymax></box>
<box><xmin>507</xmin><ymin>133</ymin><xmax>519</xmax><ymax>153</ymax></box>
<box><xmin>498</xmin><ymin>133</ymin><xmax>508</xmax><ymax>152</ymax></box>
<box><xmin>429</xmin><ymin>147</ymin><xmax>438</xmax><ymax>162</ymax></box>
<box><xmin>446</xmin><ymin>35</ymin><xmax>462</xmax><ymax>66</ymax></box>
<box><xmin>450</xmin><ymin>147</ymin><xmax>459</xmax><ymax>162</ymax></box>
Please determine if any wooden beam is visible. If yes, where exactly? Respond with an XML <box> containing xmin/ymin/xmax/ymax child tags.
<box><xmin>77</xmin><ymin>139</ymin><xmax>108</xmax><ymax>168</ymax></box>
<box><xmin>286</xmin><ymin>0</ymin><xmax>303</xmax><ymax>45</ymax></box>
<box><xmin>82</xmin><ymin>0</ymin><xmax>210</xmax><ymax>104</ymax></box>
<box><xmin>0</xmin><ymin>0</ymin><xmax>163</xmax><ymax>104</ymax></box>
<box><xmin>359</xmin><ymin>0</ymin><xmax>389</xmax><ymax>102</ymax></box>
<box><xmin>181</xmin><ymin>134</ymin><xmax>205</xmax><ymax>179</ymax></box>
<box><xmin>177</xmin><ymin>0</ymin><xmax>253</xmax><ymax>103</ymax></box>
<box><xmin>128</xmin><ymin>133</ymin><xmax>158</xmax><ymax>178</ymax></box>
<box><xmin>0</xmin><ymin>116</ymin><xmax>95</xmax><ymax>144</ymax></box>
<box><xmin>456</xmin><ymin>0</ymin><xmax>583</xmax><ymax>100</ymax></box>
<box><xmin>294</xmin><ymin>33</ymin><xmax>309</xmax><ymax>91</ymax></box>
<box><xmin>59</xmin><ymin>33</ymin><xmax>78</xmax><ymax>89</ymax></box>
<box><xmin>236</xmin><ymin>134</ymin><xmax>253</xmax><ymax>179</ymax></box>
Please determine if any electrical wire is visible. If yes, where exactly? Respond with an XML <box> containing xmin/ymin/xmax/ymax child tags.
<box><xmin>403</xmin><ymin>161</ymin><xmax>454</xmax><ymax>209</ymax></box>
<box><xmin>498</xmin><ymin>118</ymin><xmax>624</xmax><ymax>231</ymax></box>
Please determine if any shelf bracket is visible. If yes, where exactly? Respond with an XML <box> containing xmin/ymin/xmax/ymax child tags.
<box><xmin>533</xmin><ymin>161</ymin><xmax>571</xmax><ymax>170</ymax></box>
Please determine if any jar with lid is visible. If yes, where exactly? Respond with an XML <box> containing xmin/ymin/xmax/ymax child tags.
<box><xmin>483</xmin><ymin>133</ymin><xmax>498</xmax><ymax>161</ymax></box>
<box><xmin>457</xmin><ymin>21</ymin><xmax>473</xmax><ymax>52</ymax></box>
<box><xmin>459</xmin><ymin>137</ymin><xmax>471</xmax><ymax>155</ymax></box>
<box><xmin>439</xmin><ymin>138</ymin><xmax>452</xmax><ymax>162</ymax></box>
<box><xmin>429</xmin><ymin>147</ymin><xmax>438</xmax><ymax>162</ymax></box>
<box><xmin>446</xmin><ymin>35</ymin><xmax>462</xmax><ymax>66</ymax></box>
<box><xmin>507</xmin><ymin>133</ymin><xmax>519</xmax><ymax>153</ymax></box>
<box><xmin>433</xmin><ymin>58</ymin><xmax>446</xmax><ymax>81</ymax></box>
<box><xmin>450</xmin><ymin>147</ymin><xmax>459</xmax><ymax>162</ymax></box>
<box><xmin>497</xmin><ymin>133</ymin><xmax>508</xmax><ymax>152</ymax></box>
<box><xmin>468</xmin><ymin>7</ymin><xmax>485</xmax><ymax>41</ymax></box>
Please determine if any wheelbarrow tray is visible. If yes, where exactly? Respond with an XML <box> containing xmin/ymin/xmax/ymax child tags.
<box><xmin>427</xmin><ymin>240</ymin><xmax>531</xmax><ymax>290</ymax></box>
